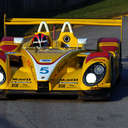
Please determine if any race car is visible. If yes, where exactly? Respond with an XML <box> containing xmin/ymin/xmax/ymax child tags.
<box><xmin>0</xmin><ymin>21</ymin><xmax>121</xmax><ymax>99</ymax></box>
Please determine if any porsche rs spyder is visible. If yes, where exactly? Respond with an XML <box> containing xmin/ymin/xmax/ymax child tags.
<box><xmin>0</xmin><ymin>21</ymin><xmax>121</xmax><ymax>99</ymax></box>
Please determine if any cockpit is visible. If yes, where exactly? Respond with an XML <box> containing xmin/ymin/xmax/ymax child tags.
<box><xmin>31</xmin><ymin>33</ymin><xmax>50</xmax><ymax>48</ymax></box>
<box><xmin>29</xmin><ymin>21</ymin><xmax>87</xmax><ymax>49</ymax></box>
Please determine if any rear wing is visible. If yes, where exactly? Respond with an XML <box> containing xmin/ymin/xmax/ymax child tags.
<box><xmin>5</xmin><ymin>18</ymin><xmax>122</xmax><ymax>26</ymax></box>
<box><xmin>1</xmin><ymin>14</ymin><xmax>128</xmax><ymax>43</ymax></box>
<box><xmin>4</xmin><ymin>15</ymin><xmax>123</xmax><ymax>37</ymax></box>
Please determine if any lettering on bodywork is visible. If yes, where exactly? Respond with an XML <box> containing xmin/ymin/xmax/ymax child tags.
<box><xmin>38</xmin><ymin>50</ymin><xmax>64</xmax><ymax>53</ymax></box>
<box><xmin>12</xmin><ymin>84</ymin><xmax>19</xmax><ymax>87</ymax></box>
<box><xmin>12</xmin><ymin>78</ymin><xmax>32</xmax><ymax>88</ymax></box>
<box><xmin>12</xmin><ymin>78</ymin><xmax>32</xmax><ymax>84</ymax></box>
<box><xmin>59</xmin><ymin>82</ymin><xmax>78</xmax><ymax>84</ymax></box>
<box><xmin>58</xmin><ymin>78</ymin><xmax>78</xmax><ymax>88</ymax></box>
<box><xmin>6</xmin><ymin>52</ymin><xmax>16</xmax><ymax>55</ymax></box>
<box><xmin>60</xmin><ymin>78</ymin><xmax>78</xmax><ymax>81</ymax></box>
<box><xmin>13</xmin><ymin>78</ymin><xmax>31</xmax><ymax>81</ymax></box>
<box><xmin>40</xmin><ymin>59</ymin><xmax>52</xmax><ymax>63</ymax></box>
<box><xmin>12</xmin><ymin>83</ymin><xmax>31</xmax><ymax>88</ymax></box>
<box><xmin>59</xmin><ymin>84</ymin><xmax>65</xmax><ymax>88</ymax></box>
<box><xmin>58</xmin><ymin>84</ymin><xmax>76</xmax><ymax>88</ymax></box>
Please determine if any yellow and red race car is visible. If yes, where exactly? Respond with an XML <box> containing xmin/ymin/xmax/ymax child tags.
<box><xmin>0</xmin><ymin>21</ymin><xmax>121</xmax><ymax>99</ymax></box>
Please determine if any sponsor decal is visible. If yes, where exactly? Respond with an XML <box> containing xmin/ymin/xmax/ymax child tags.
<box><xmin>13</xmin><ymin>78</ymin><xmax>31</xmax><ymax>81</ymax></box>
<box><xmin>68</xmin><ymin>85</ymin><xmax>76</xmax><ymax>88</ymax></box>
<box><xmin>40</xmin><ymin>59</ymin><xmax>52</xmax><ymax>63</ymax></box>
<box><xmin>78</xmin><ymin>38</ymin><xmax>87</xmax><ymax>44</ymax></box>
<box><xmin>20</xmin><ymin>84</ymin><xmax>31</xmax><ymax>88</ymax></box>
<box><xmin>12</xmin><ymin>78</ymin><xmax>32</xmax><ymax>84</ymax></box>
<box><xmin>59</xmin><ymin>82</ymin><xmax>78</xmax><ymax>84</ymax></box>
<box><xmin>80</xmin><ymin>52</ymin><xmax>90</xmax><ymax>55</ymax></box>
<box><xmin>6</xmin><ymin>52</ymin><xmax>16</xmax><ymax>55</ymax></box>
<box><xmin>59</xmin><ymin>84</ymin><xmax>65</xmax><ymax>88</ymax></box>
<box><xmin>38</xmin><ymin>50</ymin><xmax>64</xmax><ymax>53</ymax></box>
<box><xmin>41</xmin><ymin>76</ymin><xmax>45</xmax><ymax>79</ymax></box>
<box><xmin>12</xmin><ymin>83</ymin><xmax>31</xmax><ymax>88</ymax></box>
<box><xmin>58</xmin><ymin>84</ymin><xmax>76</xmax><ymax>88</ymax></box>
<box><xmin>60</xmin><ymin>78</ymin><xmax>78</xmax><ymax>81</ymax></box>
<box><xmin>40</xmin><ymin>67</ymin><xmax>49</xmax><ymax>74</ymax></box>
<box><xmin>12</xmin><ymin>84</ymin><xmax>19</xmax><ymax>87</ymax></box>
<box><xmin>58</xmin><ymin>78</ymin><xmax>79</xmax><ymax>86</ymax></box>
<box><xmin>12</xmin><ymin>81</ymin><xmax>31</xmax><ymax>84</ymax></box>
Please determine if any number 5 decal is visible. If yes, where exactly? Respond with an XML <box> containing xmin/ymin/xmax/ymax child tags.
<box><xmin>40</xmin><ymin>67</ymin><xmax>49</xmax><ymax>74</ymax></box>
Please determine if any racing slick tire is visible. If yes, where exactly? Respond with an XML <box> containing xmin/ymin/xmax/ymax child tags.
<box><xmin>0</xmin><ymin>92</ymin><xmax>8</xmax><ymax>100</ymax></box>
<box><xmin>79</xmin><ymin>89</ymin><xmax>112</xmax><ymax>101</ymax></box>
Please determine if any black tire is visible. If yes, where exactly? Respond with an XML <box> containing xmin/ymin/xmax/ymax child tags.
<box><xmin>0</xmin><ymin>93</ymin><xmax>8</xmax><ymax>100</ymax></box>
<box><xmin>79</xmin><ymin>90</ymin><xmax>112</xmax><ymax>101</ymax></box>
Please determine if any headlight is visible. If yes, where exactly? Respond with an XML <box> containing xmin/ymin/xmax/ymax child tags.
<box><xmin>86</xmin><ymin>73</ymin><xmax>96</xmax><ymax>84</ymax></box>
<box><xmin>94</xmin><ymin>64</ymin><xmax>105</xmax><ymax>75</ymax></box>
<box><xmin>83</xmin><ymin>62</ymin><xmax>106</xmax><ymax>86</ymax></box>
<box><xmin>0</xmin><ymin>66</ymin><xmax>6</xmax><ymax>85</ymax></box>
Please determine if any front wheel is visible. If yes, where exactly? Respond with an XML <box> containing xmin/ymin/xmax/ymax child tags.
<box><xmin>0</xmin><ymin>93</ymin><xmax>8</xmax><ymax>100</ymax></box>
<box><xmin>79</xmin><ymin>89</ymin><xmax>112</xmax><ymax>101</ymax></box>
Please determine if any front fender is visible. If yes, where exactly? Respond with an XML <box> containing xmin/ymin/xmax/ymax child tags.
<box><xmin>80</xmin><ymin>52</ymin><xmax>111</xmax><ymax>90</ymax></box>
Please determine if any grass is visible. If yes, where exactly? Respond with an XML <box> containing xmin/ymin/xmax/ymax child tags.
<box><xmin>24</xmin><ymin>0</ymin><xmax>128</xmax><ymax>36</ymax></box>
<box><xmin>55</xmin><ymin>0</ymin><xmax>128</xmax><ymax>19</ymax></box>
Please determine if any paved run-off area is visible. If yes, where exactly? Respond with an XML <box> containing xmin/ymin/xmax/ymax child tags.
<box><xmin>0</xmin><ymin>25</ymin><xmax>128</xmax><ymax>128</ymax></box>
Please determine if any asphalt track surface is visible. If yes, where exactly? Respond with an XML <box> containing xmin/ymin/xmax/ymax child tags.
<box><xmin>1</xmin><ymin>26</ymin><xmax>128</xmax><ymax>128</ymax></box>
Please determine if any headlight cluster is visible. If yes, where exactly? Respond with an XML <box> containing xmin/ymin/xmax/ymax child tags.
<box><xmin>0</xmin><ymin>66</ymin><xmax>6</xmax><ymax>85</ymax></box>
<box><xmin>83</xmin><ymin>62</ymin><xmax>106</xmax><ymax>86</ymax></box>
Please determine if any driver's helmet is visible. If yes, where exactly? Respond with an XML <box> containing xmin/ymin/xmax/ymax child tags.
<box><xmin>32</xmin><ymin>33</ymin><xmax>49</xmax><ymax>47</ymax></box>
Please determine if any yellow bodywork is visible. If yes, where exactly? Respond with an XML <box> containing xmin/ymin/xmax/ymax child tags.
<box><xmin>0</xmin><ymin>20</ymin><xmax>121</xmax><ymax>97</ymax></box>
